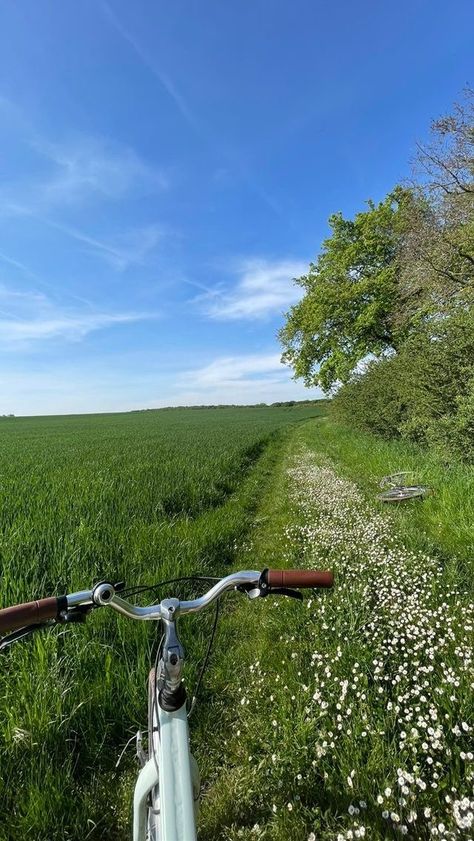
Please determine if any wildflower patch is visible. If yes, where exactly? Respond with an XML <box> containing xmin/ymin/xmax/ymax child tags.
<box><xmin>230</xmin><ymin>445</ymin><xmax>473</xmax><ymax>840</ymax></box>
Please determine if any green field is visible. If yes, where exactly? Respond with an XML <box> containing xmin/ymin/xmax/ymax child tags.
<box><xmin>0</xmin><ymin>404</ymin><xmax>325</xmax><ymax>840</ymax></box>
<box><xmin>0</xmin><ymin>405</ymin><xmax>472</xmax><ymax>840</ymax></box>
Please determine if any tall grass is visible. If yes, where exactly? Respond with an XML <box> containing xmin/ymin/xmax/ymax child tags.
<box><xmin>0</xmin><ymin>405</ymin><xmax>325</xmax><ymax>840</ymax></box>
<box><xmin>310</xmin><ymin>419</ymin><xmax>474</xmax><ymax>588</ymax></box>
<box><xmin>197</xmin><ymin>419</ymin><xmax>473</xmax><ymax>840</ymax></box>
<box><xmin>2</xmin><ymin>407</ymin><xmax>471</xmax><ymax>840</ymax></box>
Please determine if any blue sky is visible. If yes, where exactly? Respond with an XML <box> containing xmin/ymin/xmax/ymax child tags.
<box><xmin>0</xmin><ymin>1</ymin><xmax>472</xmax><ymax>415</ymax></box>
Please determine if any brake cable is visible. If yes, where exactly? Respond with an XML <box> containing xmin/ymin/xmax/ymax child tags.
<box><xmin>0</xmin><ymin>622</ymin><xmax>53</xmax><ymax>652</ymax></box>
<box><xmin>121</xmin><ymin>575</ymin><xmax>221</xmax><ymax>600</ymax></box>
<box><xmin>137</xmin><ymin>574</ymin><xmax>222</xmax><ymax>718</ymax></box>
<box><xmin>187</xmin><ymin>598</ymin><xmax>220</xmax><ymax>718</ymax></box>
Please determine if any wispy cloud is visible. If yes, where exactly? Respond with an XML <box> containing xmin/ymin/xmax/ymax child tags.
<box><xmin>180</xmin><ymin>352</ymin><xmax>284</xmax><ymax>388</ymax></box>
<box><xmin>0</xmin><ymin>312</ymin><xmax>145</xmax><ymax>344</ymax></box>
<box><xmin>34</xmin><ymin>135</ymin><xmax>168</xmax><ymax>203</ymax></box>
<box><xmin>0</xmin><ymin>99</ymin><xmax>168</xmax><ymax>269</ymax></box>
<box><xmin>0</xmin><ymin>249</ymin><xmax>36</xmax><ymax>278</ymax></box>
<box><xmin>0</xmin><ymin>283</ymin><xmax>155</xmax><ymax>348</ymax></box>
<box><xmin>0</xmin><ymin>350</ymin><xmax>322</xmax><ymax>415</ymax></box>
<box><xmin>101</xmin><ymin>4</ymin><xmax>290</xmax><ymax>223</ymax></box>
<box><xmin>0</xmin><ymin>132</ymin><xmax>167</xmax><ymax>218</ymax></box>
<box><xmin>195</xmin><ymin>258</ymin><xmax>307</xmax><ymax>320</ymax></box>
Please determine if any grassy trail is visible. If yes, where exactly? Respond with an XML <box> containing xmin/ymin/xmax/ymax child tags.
<box><xmin>197</xmin><ymin>418</ymin><xmax>473</xmax><ymax>840</ymax></box>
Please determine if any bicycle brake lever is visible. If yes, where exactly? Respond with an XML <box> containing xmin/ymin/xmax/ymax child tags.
<box><xmin>237</xmin><ymin>583</ymin><xmax>303</xmax><ymax>601</ymax></box>
<box><xmin>237</xmin><ymin>584</ymin><xmax>261</xmax><ymax>600</ymax></box>
<box><xmin>57</xmin><ymin>606</ymin><xmax>91</xmax><ymax>623</ymax></box>
<box><xmin>0</xmin><ymin>622</ymin><xmax>53</xmax><ymax>652</ymax></box>
<box><xmin>263</xmin><ymin>587</ymin><xmax>303</xmax><ymax>601</ymax></box>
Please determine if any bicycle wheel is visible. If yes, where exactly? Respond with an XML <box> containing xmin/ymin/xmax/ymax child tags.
<box><xmin>377</xmin><ymin>485</ymin><xmax>428</xmax><ymax>502</ymax></box>
<box><xmin>147</xmin><ymin>668</ymin><xmax>161</xmax><ymax>840</ymax></box>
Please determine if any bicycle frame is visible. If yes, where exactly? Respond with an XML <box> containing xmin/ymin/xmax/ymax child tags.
<box><xmin>131</xmin><ymin>595</ymin><xmax>202</xmax><ymax>841</ymax></box>
<box><xmin>133</xmin><ymin>699</ymin><xmax>199</xmax><ymax>841</ymax></box>
<box><xmin>0</xmin><ymin>569</ymin><xmax>332</xmax><ymax>839</ymax></box>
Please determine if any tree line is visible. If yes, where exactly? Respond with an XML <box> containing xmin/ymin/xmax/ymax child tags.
<box><xmin>280</xmin><ymin>90</ymin><xmax>474</xmax><ymax>461</ymax></box>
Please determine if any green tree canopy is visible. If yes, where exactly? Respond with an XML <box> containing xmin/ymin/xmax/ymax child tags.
<box><xmin>279</xmin><ymin>188</ymin><xmax>411</xmax><ymax>391</ymax></box>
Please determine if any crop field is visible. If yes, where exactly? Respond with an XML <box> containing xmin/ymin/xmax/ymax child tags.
<box><xmin>0</xmin><ymin>404</ymin><xmax>472</xmax><ymax>841</ymax></box>
<box><xmin>0</xmin><ymin>404</ymin><xmax>325</xmax><ymax>841</ymax></box>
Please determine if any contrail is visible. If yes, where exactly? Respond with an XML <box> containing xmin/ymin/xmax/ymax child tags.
<box><xmin>101</xmin><ymin>1</ymin><xmax>202</xmax><ymax>135</ymax></box>
<box><xmin>0</xmin><ymin>250</ymin><xmax>36</xmax><ymax>278</ymax></box>
<box><xmin>100</xmin><ymin>2</ymin><xmax>290</xmax><ymax>224</ymax></box>
<box><xmin>39</xmin><ymin>217</ymin><xmax>125</xmax><ymax>262</ymax></box>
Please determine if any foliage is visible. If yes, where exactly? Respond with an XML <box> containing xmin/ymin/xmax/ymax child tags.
<box><xmin>329</xmin><ymin>355</ymin><xmax>402</xmax><ymax>440</ymax></box>
<box><xmin>279</xmin><ymin>188</ymin><xmax>412</xmax><ymax>390</ymax></box>
<box><xmin>281</xmin><ymin>90</ymin><xmax>474</xmax><ymax>460</ymax></box>
<box><xmin>332</xmin><ymin>309</ymin><xmax>474</xmax><ymax>461</ymax></box>
<box><xmin>397</xmin><ymin>88</ymin><xmax>474</xmax><ymax>327</ymax></box>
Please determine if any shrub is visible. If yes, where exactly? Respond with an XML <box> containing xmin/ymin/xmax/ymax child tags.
<box><xmin>332</xmin><ymin>309</ymin><xmax>474</xmax><ymax>461</ymax></box>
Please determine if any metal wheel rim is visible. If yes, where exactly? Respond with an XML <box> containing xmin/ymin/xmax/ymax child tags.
<box><xmin>377</xmin><ymin>486</ymin><xmax>427</xmax><ymax>502</ymax></box>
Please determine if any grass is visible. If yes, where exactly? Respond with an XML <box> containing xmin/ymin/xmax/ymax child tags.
<box><xmin>309</xmin><ymin>418</ymin><xmax>474</xmax><ymax>590</ymax></box>
<box><xmin>0</xmin><ymin>404</ymin><xmax>325</xmax><ymax>841</ymax></box>
<box><xmin>0</xmin><ymin>407</ymin><xmax>472</xmax><ymax>840</ymax></box>
<box><xmin>195</xmin><ymin>419</ymin><xmax>473</xmax><ymax>840</ymax></box>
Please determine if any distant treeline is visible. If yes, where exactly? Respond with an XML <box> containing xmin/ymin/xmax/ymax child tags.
<box><xmin>280</xmin><ymin>90</ymin><xmax>474</xmax><ymax>462</ymax></box>
<box><xmin>131</xmin><ymin>399</ymin><xmax>329</xmax><ymax>412</ymax></box>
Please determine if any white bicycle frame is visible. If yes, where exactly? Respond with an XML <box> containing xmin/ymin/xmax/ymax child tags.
<box><xmin>85</xmin><ymin>571</ymin><xmax>262</xmax><ymax>841</ymax></box>
<box><xmin>1</xmin><ymin>567</ymin><xmax>332</xmax><ymax>840</ymax></box>
<box><xmin>133</xmin><ymin>699</ymin><xmax>199</xmax><ymax>841</ymax></box>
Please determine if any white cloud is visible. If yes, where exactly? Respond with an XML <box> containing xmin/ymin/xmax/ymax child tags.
<box><xmin>34</xmin><ymin>135</ymin><xmax>168</xmax><ymax>203</ymax></box>
<box><xmin>0</xmin><ymin>312</ymin><xmax>145</xmax><ymax>344</ymax></box>
<box><xmin>180</xmin><ymin>352</ymin><xmax>283</xmax><ymax>387</ymax></box>
<box><xmin>198</xmin><ymin>258</ymin><xmax>307</xmax><ymax>320</ymax></box>
<box><xmin>0</xmin><ymin>284</ymin><xmax>155</xmax><ymax>348</ymax></box>
<box><xmin>101</xmin><ymin>6</ymin><xmax>290</xmax><ymax>222</ymax></box>
<box><xmin>0</xmin><ymin>349</ymin><xmax>322</xmax><ymax>415</ymax></box>
<box><xmin>0</xmin><ymin>249</ymin><xmax>36</xmax><ymax>278</ymax></box>
<box><xmin>175</xmin><ymin>351</ymin><xmax>322</xmax><ymax>405</ymax></box>
<box><xmin>101</xmin><ymin>2</ymin><xmax>205</xmax><ymax>136</ymax></box>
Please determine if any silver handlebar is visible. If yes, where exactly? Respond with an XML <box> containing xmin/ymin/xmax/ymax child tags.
<box><xmin>66</xmin><ymin>570</ymin><xmax>262</xmax><ymax>620</ymax></box>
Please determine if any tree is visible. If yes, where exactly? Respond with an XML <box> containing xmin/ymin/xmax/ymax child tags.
<box><xmin>332</xmin><ymin>308</ymin><xmax>474</xmax><ymax>461</ymax></box>
<box><xmin>279</xmin><ymin>188</ymin><xmax>411</xmax><ymax>390</ymax></box>
<box><xmin>398</xmin><ymin>89</ymin><xmax>474</xmax><ymax>326</ymax></box>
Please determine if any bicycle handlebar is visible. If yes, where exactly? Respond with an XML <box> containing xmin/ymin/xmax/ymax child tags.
<box><xmin>263</xmin><ymin>569</ymin><xmax>333</xmax><ymax>589</ymax></box>
<box><xmin>0</xmin><ymin>596</ymin><xmax>67</xmax><ymax>634</ymax></box>
<box><xmin>0</xmin><ymin>568</ymin><xmax>334</xmax><ymax>635</ymax></box>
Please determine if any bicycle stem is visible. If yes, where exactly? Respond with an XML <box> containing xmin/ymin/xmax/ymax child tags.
<box><xmin>158</xmin><ymin>599</ymin><xmax>187</xmax><ymax>711</ymax></box>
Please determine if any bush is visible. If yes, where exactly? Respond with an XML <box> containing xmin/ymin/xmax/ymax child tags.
<box><xmin>330</xmin><ymin>357</ymin><xmax>402</xmax><ymax>439</ymax></box>
<box><xmin>332</xmin><ymin>309</ymin><xmax>474</xmax><ymax>461</ymax></box>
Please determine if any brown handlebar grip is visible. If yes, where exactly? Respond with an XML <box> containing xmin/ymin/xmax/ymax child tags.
<box><xmin>0</xmin><ymin>597</ymin><xmax>61</xmax><ymax>634</ymax></box>
<box><xmin>266</xmin><ymin>569</ymin><xmax>334</xmax><ymax>589</ymax></box>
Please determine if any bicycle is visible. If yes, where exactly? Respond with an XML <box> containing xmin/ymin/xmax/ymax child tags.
<box><xmin>0</xmin><ymin>566</ymin><xmax>333</xmax><ymax>840</ymax></box>
<box><xmin>377</xmin><ymin>471</ymin><xmax>431</xmax><ymax>502</ymax></box>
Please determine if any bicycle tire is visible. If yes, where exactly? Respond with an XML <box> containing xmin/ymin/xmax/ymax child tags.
<box><xmin>377</xmin><ymin>486</ymin><xmax>428</xmax><ymax>502</ymax></box>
